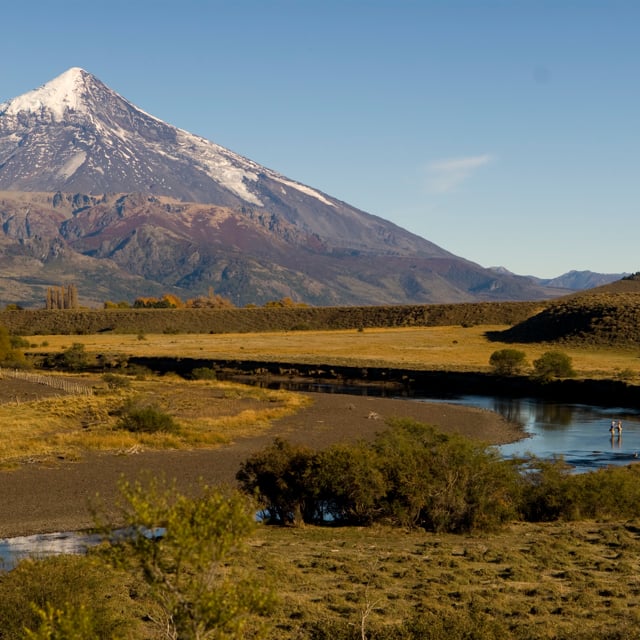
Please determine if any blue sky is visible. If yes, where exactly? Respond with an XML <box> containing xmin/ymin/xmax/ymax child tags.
<box><xmin>2</xmin><ymin>0</ymin><xmax>638</xmax><ymax>278</ymax></box>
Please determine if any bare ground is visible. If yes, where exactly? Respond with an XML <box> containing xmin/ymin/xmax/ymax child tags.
<box><xmin>0</xmin><ymin>381</ymin><xmax>524</xmax><ymax>537</ymax></box>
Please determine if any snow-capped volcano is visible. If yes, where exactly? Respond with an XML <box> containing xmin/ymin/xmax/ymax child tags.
<box><xmin>2</xmin><ymin>67</ymin><xmax>94</xmax><ymax>120</ymax></box>
<box><xmin>0</xmin><ymin>67</ymin><xmax>395</xmax><ymax>250</ymax></box>
<box><xmin>0</xmin><ymin>68</ymin><xmax>563</xmax><ymax>307</ymax></box>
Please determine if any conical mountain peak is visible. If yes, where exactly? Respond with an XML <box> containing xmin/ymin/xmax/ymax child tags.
<box><xmin>0</xmin><ymin>68</ymin><xmax>559</xmax><ymax>306</ymax></box>
<box><xmin>0</xmin><ymin>67</ymin><xmax>101</xmax><ymax>120</ymax></box>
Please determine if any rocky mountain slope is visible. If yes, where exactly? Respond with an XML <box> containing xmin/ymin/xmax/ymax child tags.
<box><xmin>0</xmin><ymin>68</ymin><xmax>567</xmax><ymax>307</ymax></box>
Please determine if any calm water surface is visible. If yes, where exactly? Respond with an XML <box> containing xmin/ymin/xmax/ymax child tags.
<box><xmin>416</xmin><ymin>393</ymin><xmax>640</xmax><ymax>473</ymax></box>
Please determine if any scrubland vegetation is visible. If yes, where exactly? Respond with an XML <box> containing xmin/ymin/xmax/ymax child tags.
<box><xmin>0</xmin><ymin>375</ymin><xmax>307</xmax><ymax>468</ymax></box>
<box><xmin>4</xmin><ymin>425</ymin><xmax>640</xmax><ymax>638</ymax></box>
<box><xmin>2</xmin><ymin>291</ymin><xmax>640</xmax><ymax>638</ymax></box>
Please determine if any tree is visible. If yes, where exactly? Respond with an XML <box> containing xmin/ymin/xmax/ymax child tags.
<box><xmin>56</xmin><ymin>343</ymin><xmax>89</xmax><ymax>371</ymax></box>
<box><xmin>0</xmin><ymin>325</ymin><xmax>27</xmax><ymax>367</ymax></box>
<box><xmin>133</xmin><ymin>294</ymin><xmax>184</xmax><ymax>308</ymax></box>
<box><xmin>236</xmin><ymin>438</ymin><xmax>318</xmax><ymax>525</ymax></box>
<box><xmin>532</xmin><ymin>350</ymin><xmax>576</xmax><ymax>380</ymax></box>
<box><xmin>99</xmin><ymin>477</ymin><xmax>272</xmax><ymax>640</ymax></box>
<box><xmin>45</xmin><ymin>284</ymin><xmax>78</xmax><ymax>309</ymax></box>
<box><xmin>489</xmin><ymin>348</ymin><xmax>527</xmax><ymax>375</ymax></box>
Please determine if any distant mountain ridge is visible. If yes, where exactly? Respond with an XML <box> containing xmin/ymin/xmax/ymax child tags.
<box><xmin>489</xmin><ymin>267</ymin><xmax>628</xmax><ymax>292</ymax></box>
<box><xmin>0</xmin><ymin>68</ymin><xmax>579</xmax><ymax>307</ymax></box>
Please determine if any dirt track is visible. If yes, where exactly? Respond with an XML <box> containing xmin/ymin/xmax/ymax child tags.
<box><xmin>0</xmin><ymin>382</ymin><xmax>524</xmax><ymax>538</ymax></box>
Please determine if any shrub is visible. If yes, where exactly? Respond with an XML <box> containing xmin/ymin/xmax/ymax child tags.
<box><xmin>489</xmin><ymin>348</ymin><xmax>527</xmax><ymax>375</ymax></box>
<box><xmin>532</xmin><ymin>350</ymin><xmax>576</xmax><ymax>380</ymax></box>
<box><xmin>99</xmin><ymin>477</ymin><xmax>272</xmax><ymax>640</ymax></box>
<box><xmin>9</xmin><ymin>334</ymin><xmax>30</xmax><ymax>349</ymax></box>
<box><xmin>190</xmin><ymin>366</ymin><xmax>217</xmax><ymax>380</ymax></box>
<box><xmin>315</xmin><ymin>442</ymin><xmax>387</xmax><ymax>525</ymax></box>
<box><xmin>237</xmin><ymin>421</ymin><xmax>520</xmax><ymax>533</ymax></box>
<box><xmin>374</xmin><ymin>419</ymin><xmax>519</xmax><ymax>532</ymax></box>
<box><xmin>116</xmin><ymin>402</ymin><xmax>179</xmax><ymax>434</ymax></box>
<box><xmin>0</xmin><ymin>555</ymin><xmax>133</xmax><ymax>639</ymax></box>
<box><xmin>48</xmin><ymin>342</ymin><xmax>90</xmax><ymax>371</ymax></box>
<box><xmin>236</xmin><ymin>438</ymin><xmax>318</xmax><ymax>524</ymax></box>
<box><xmin>562</xmin><ymin>464</ymin><xmax>640</xmax><ymax>521</ymax></box>
<box><xmin>516</xmin><ymin>455</ymin><xmax>577</xmax><ymax>521</ymax></box>
<box><xmin>102</xmin><ymin>373</ymin><xmax>132</xmax><ymax>390</ymax></box>
<box><xmin>0</xmin><ymin>325</ymin><xmax>27</xmax><ymax>367</ymax></box>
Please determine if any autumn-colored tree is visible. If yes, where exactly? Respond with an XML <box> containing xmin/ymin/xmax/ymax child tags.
<box><xmin>264</xmin><ymin>297</ymin><xmax>308</xmax><ymax>308</ymax></box>
<box><xmin>45</xmin><ymin>284</ymin><xmax>78</xmax><ymax>309</ymax></box>
<box><xmin>133</xmin><ymin>294</ymin><xmax>184</xmax><ymax>308</ymax></box>
<box><xmin>162</xmin><ymin>293</ymin><xmax>184</xmax><ymax>308</ymax></box>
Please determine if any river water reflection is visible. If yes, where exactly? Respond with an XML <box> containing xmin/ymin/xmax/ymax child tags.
<box><xmin>416</xmin><ymin>393</ymin><xmax>640</xmax><ymax>473</ymax></box>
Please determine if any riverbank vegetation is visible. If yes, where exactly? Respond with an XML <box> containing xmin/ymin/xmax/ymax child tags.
<box><xmin>4</xmin><ymin>443</ymin><xmax>640</xmax><ymax>638</ymax></box>
<box><xmin>238</xmin><ymin>421</ymin><xmax>640</xmax><ymax>530</ymax></box>
<box><xmin>17</xmin><ymin>324</ymin><xmax>640</xmax><ymax>381</ymax></box>
<box><xmin>0</xmin><ymin>375</ymin><xmax>307</xmax><ymax>468</ymax></box>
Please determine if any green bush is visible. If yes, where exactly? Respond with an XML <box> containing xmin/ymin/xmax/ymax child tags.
<box><xmin>238</xmin><ymin>420</ymin><xmax>520</xmax><ymax>533</ymax></box>
<box><xmin>236</xmin><ymin>438</ymin><xmax>318</xmax><ymax>524</ymax></box>
<box><xmin>517</xmin><ymin>456</ymin><xmax>640</xmax><ymax>523</ymax></box>
<box><xmin>0</xmin><ymin>325</ymin><xmax>27</xmax><ymax>367</ymax></box>
<box><xmin>0</xmin><ymin>555</ymin><xmax>134</xmax><ymax>639</ymax></box>
<box><xmin>102</xmin><ymin>373</ymin><xmax>132</xmax><ymax>390</ymax></box>
<box><xmin>316</xmin><ymin>442</ymin><xmax>387</xmax><ymax>525</ymax></box>
<box><xmin>46</xmin><ymin>342</ymin><xmax>90</xmax><ymax>371</ymax></box>
<box><xmin>532</xmin><ymin>350</ymin><xmax>576</xmax><ymax>380</ymax></box>
<box><xmin>9</xmin><ymin>334</ymin><xmax>30</xmax><ymax>349</ymax></box>
<box><xmin>99</xmin><ymin>477</ymin><xmax>272</xmax><ymax>640</ymax></box>
<box><xmin>190</xmin><ymin>366</ymin><xmax>217</xmax><ymax>380</ymax></box>
<box><xmin>489</xmin><ymin>348</ymin><xmax>527</xmax><ymax>375</ymax></box>
<box><xmin>116</xmin><ymin>402</ymin><xmax>179</xmax><ymax>434</ymax></box>
<box><xmin>516</xmin><ymin>455</ymin><xmax>577</xmax><ymax>521</ymax></box>
<box><xmin>374</xmin><ymin>419</ymin><xmax>519</xmax><ymax>532</ymax></box>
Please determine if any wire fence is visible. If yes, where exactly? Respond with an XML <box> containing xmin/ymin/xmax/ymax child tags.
<box><xmin>0</xmin><ymin>368</ymin><xmax>93</xmax><ymax>396</ymax></box>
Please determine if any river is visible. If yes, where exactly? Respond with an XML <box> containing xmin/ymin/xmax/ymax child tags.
<box><xmin>2</xmin><ymin>390</ymin><xmax>638</xmax><ymax>570</ymax></box>
<box><xmin>415</xmin><ymin>393</ymin><xmax>640</xmax><ymax>473</ymax></box>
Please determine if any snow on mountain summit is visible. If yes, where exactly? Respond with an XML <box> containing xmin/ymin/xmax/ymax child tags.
<box><xmin>0</xmin><ymin>67</ymin><xmax>93</xmax><ymax>120</ymax></box>
<box><xmin>0</xmin><ymin>67</ymin><xmax>344</xmax><ymax>217</ymax></box>
<box><xmin>0</xmin><ymin>67</ymin><xmax>459</xmax><ymax>255</ymax></box>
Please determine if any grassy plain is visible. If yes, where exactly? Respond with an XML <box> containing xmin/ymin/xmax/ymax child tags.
<box><xmin>5</xmin><ymin>518</ymin><xmax>640</xmax><ymax>639</ymax></box>
<box><xmin>247</xmin><ymin>519</ymin><xmax>640</xmax><ymax>639</ymax></box>
<box><xmin>7</xmin><ymin>323</ymin><xmax>637</xmax><ymax>465</ymax></box>
<box><xmin>0</xmin><ymin>377</ymin><xmax>307</xmax><ymax>468</ymax></box>
<box><xmin>3</xmin><ymin>325</ymin><xmax>640</xmax><ymax>637</ymax></box>
<box><xmin>27</xmin><ymin>325</ymin><xmax>640</xmax><ymax>380</ymax></box>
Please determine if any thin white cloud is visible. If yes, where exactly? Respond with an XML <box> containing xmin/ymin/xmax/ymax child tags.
<box><xmin>424</xmin><ymin>154</ymin><xmax>493</xmax><ymax>194</ymax></box>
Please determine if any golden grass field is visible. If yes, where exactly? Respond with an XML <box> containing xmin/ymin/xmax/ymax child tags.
<box><xmin>0</xmin><ymin>324</ymin><xmax>633</xmax><ymax>467</ymax></box>
<box><xmin>27</xmin><ymin>325</ymin><xmax>640</xmax><ymax>380</ymax></box>
<box><xmin>2</xmin><ymin>326</ymin><xmax>640</xmax><ymax>638</ymax></box>
<box><xmin>248</xmin><ymin>519</ymin><xmax>640</xmax><ymax>639</ymax></box>
<box><xmin>0</xmin><ymin>376</ymin><xmax>308</xmax><ymax>468</ymax></box>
